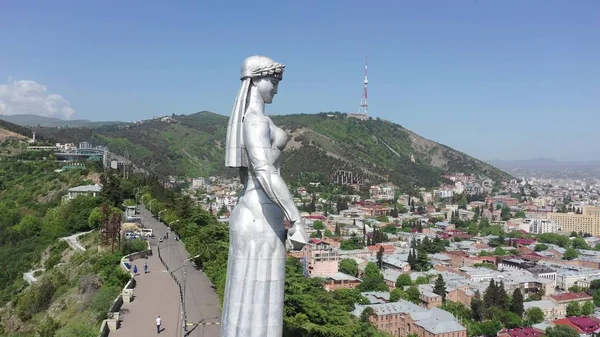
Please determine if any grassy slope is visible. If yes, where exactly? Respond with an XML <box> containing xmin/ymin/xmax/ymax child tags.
<box><xmin>0</xmin><ymin>144</ymin><xmax>131</xmax><ymax>336</ymax></box>
<box><xmin>33</xmin><ymin>111</ymin><xmax>511</xmax><ymax>187</ymax></box>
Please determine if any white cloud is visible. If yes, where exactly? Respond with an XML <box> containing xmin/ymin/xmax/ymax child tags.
<box><xmin>0</xmin><ymin>79</ymin><xmax>75</xmax><ymax>119</ymax></box>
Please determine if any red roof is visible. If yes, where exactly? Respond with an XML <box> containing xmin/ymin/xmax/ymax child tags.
<box><xmin>568</xmin><ymin>317</ymin><xmax>600</xmax><ymax>334</ymax></box>
<box><xmin>553</xmin><ymin>319</ymin><xmax>584</xmax><ymax>333</ymax></box>
<box><xmin>551</xmin><ymin>292</ymin><xmax>593</xmax><ymax>302</ymax></box>
<box><xmin>500</xmin><ymin>327</ymin><xmax>543</xmax><ymax>337</ymax></box>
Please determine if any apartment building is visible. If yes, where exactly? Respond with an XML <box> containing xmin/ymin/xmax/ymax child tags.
<box><xmin>547</xmin><ymin>206</ymin><xmax>600</xmax><ymax>236</ymax></box>
<box><xmin>524</xmin><ymin>218</ymin><xmax>561</xmax><ymax>234</ymax></box>
<box><xmin>352</xmin><ymin>300</ymin><xmax>466</xmax><ymax>337</ymax></box>
<box><xmin>301</xmin><ymin>242</ymin><xmax>339</xmax><ymax>277</ymax></box>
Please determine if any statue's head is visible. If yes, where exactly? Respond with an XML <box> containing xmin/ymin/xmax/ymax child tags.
<box><xmin>241</xmin><ymin>55</ymin><xmax>285</xmax><ymax>104</ymax></box>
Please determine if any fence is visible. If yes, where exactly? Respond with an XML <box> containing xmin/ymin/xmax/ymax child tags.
<box><xmin>97</xmin><ymin>240</ymin><xmax>151</xmax><ymax>336</ymax></box>
<box><xmin>157</xmin><ymin>244</ymin><xmax>187</xmax><ymax>335</ymax></box>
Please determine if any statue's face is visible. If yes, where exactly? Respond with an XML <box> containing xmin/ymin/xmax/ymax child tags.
<box><xmin>254</xmin><ymin>77</ymin><xmax>280</xmax><ymax>104</ymax></box>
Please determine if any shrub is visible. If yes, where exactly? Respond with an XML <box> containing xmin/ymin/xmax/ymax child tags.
<box><xmin>89</xmin><ymin>285</ymin><xmax>121</xmax><ymax>321</ymax></box>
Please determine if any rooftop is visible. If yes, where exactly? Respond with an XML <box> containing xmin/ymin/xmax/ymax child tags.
<box><xmin>351</xmin><ymin>300</ymin><xmax>466</xmax><ymax>334</ymax></box>
<box><xmin>551</xmin><ymin>292</ymin><xmax>593</xmax><ymax>302</ymax></box>
<box><xmin>68</xmin><ymin>184</ymin><xmax>102</xmax><ymax>193</ymax></box>
<box><xmin>567</xmin><ymin>316</ymin><xmax>600</xmax><ymax>333</ymax></box>
<box><xmin>499</xmin><ymin>327</ymin><xmax>544</xmax><ymax>337</ymax></box>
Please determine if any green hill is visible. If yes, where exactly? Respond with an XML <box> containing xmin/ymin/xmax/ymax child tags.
<box><xmin>33</xmin><ymin>112</ymin><xmax>511</xmax><ymax>188</ymax></box>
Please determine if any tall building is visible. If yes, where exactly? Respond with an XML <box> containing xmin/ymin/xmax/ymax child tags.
<box><xmin>525</xmin><ymin>218</ymin><xmax>561</xmax><ymax>234</ymax></box>
<box><xmin>547</xmin><ymin>206</ymin><xmax>600</xmax><ymax>236</ymax></box>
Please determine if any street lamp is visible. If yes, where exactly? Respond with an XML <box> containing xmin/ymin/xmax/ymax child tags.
<box><xmin>168</xmin><ymin>219</ymin><xmax>181</xmax><ymax>270</ymax></box>
<box><xmin>149</xmin><ymin>199</ymin><xmax>157</xmax><ymax>214</ymax></box>
<box><xmin>171</xmin><ymin>255</ymin><xmax>200</xmax><ymax>337</ymax></box>
<box><xmin>134</xmin><ymin>189</ymin><xmax>141</xmax><ymax>206</ymax></box>
<box><xmin>157</xmin><ymin>210</ymin><xmax>167</xmax><ymax>239</ymax></box>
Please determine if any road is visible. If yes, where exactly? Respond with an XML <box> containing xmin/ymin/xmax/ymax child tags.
<box><xmin>139</xmin><ymin>205</ymin><xmax>222</xmax><ymax>337</ymax></box>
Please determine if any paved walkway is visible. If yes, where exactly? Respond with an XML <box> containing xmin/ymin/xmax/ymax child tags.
<box><xmin>60</xmin><ymin>230</ymin><xmax>93</xmax><ymax>252</ymax></box>
<box><xmin>139</xmin><ymin>205</ymin><xmax>222</xmax><ymax>337</ymax></box>
<box><xmin>111</xmin><ymin>246</ymin><xmax>181</xmax><ymax>337</ymax></box>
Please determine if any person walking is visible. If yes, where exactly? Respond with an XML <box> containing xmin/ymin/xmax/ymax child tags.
<box><xmin>143</xmin><ymin>262</ymin><xmax>148</xmax><ymax>274</ymax></box>
<box><xmin>156</xmin><ymin>315</ymin><xmax>161</xmax><ymax>333</ymax></box>
<box><xmin>133</xmin><ymin>265</ymin><xmax>138</xmax><ymax>275</ymax></box>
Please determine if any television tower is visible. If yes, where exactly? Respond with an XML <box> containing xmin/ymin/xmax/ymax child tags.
<box><xmin>358</xmin><ymin>56</ymin><xmax>369</xmax><ymax>117</ymax></box>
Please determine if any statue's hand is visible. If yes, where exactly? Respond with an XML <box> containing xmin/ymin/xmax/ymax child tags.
<box><xmin>287</xmin><ymin>221</ymin><xmax>307</xmax><ymax>241</ymax></box>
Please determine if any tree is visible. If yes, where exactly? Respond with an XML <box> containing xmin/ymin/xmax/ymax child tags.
<box><xmin>360</xmin><ymin>307</ymin><xmax>375</xmax><ymax>323</ymax></box>
<box><xmin>483</xmin><ymin>279</ymin><xmax>497</xmax><ymax>316</ymax></box>
<box><xmin>572</xmin><ymin>237</ymin><xmax>590</xmax><ymax>250</ymax></box>
<box><xmin>376</xmin><ymin>246</ymin><xmax>384</xmax><ymax>269</ymax></box>
<box><xmin>471</xmin><ymin>291</ymin><xmax>485</xmax><ymax>322</ymax></box>
<box><xmin>433</xmin><ymin>275</ymin><xmax>447</xmax><ymax>302</ymax></box>
<box><xmin>581</xmin><ymin>301</ymin><xmax>594</xmax><ymax>316</ymax></box>
<box><xmin>395</xmin><ymin>274</ymin><xmax>412</xmax><ymax>288</ymax></box>
<box><xmin>390</xmin><ymin>288</ymin><xmax>407</xmax><ymax>302</ymax></box>
<box><xmin>566</xmin><ymin>301</ymin><xmax>581</xmax><ymax>317</ymax></box>
<box><xmin>363</xmin><ymin>262</ymin><xmax>381</xmax><ymax>279</ymax></box>
<box><xmin>524</xmin><ymin>307</ymin><xmax>544</xmax><ymax>324</ymax></box>
<box><xmin>339</xmin><ymin>258</ymin><xmax>358</xmax><ymax>277</ymax></box>
<box><xmin>545</xmin><ymin>325</ymin><xmax>580</xmax><ymax>337</ymax></box>
<box><xmin>497</xmin><ymin>281</ymin><xmax>509</xmax><ymax>311</ymax></box>
<box><xmin>406</xmin><ymin>286</ymin><xmax>420</xmax><ymax>304</ymax></box>
<box><xmin>563</xmin><ymin>248</ymin><xmax>579</xmax><ymax>260</ymax></box>
<box><xmin>88</xmin><ymin>207</ymin><xmax>103</xmax><ymax>229</ymax></box>
<box><xmin>501</xmin><ymin>206</ymin><xmax>511</xmax><ymax>221</ymax></box>
<box><xmin>407</xmin><ymin>249</ymin><xmax>415</xmax><ymax>270</ymax></box>
<box><xmin>414</xmin><ymin>276</ymin><xmax>429</xmax><ymax>285</ymax></box>
<box><xmin>510</xmin><ymin>288</ymin><xmax>524</xmax><ymax>318</ymax></box>
<box><xmin>99</xmin><ymin>171</ymin><xmax>123</xmax><ymax>207</ymax></box>
<box><xmin>415</xmin><ymin>246</ymin><xmax>429</xmax><ymax>271</ymax></box>
<box><xmin>534</xmin><ymin>243</ymin><xmax>549</xmax><ymax>252</ymax></box>
<box><xmin>358</xmin><ymin>263</ymin><xmax>387</xmax><ymax>292</ymax></box>
<box><xmin>312</xmin><ymin>220</ymin><xmax>325</xmax><ymax>230</ymax></box>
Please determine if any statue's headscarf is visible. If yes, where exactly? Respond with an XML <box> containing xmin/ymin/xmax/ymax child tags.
<box><xmin>225</xmin><ymin>55</ymin><xmax>285</xmax><ymax>168</ymax></box>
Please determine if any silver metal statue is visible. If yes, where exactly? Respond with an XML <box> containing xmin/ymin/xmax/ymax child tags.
<box><xmin>221</xmin><ymin>55</ymin><xmax>307</xmax><ymax>337</ymax></box>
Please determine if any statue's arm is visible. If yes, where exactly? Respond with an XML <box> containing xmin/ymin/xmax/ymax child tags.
<box><xmin>243</xmin><ymin>115</ymin><xmax>300</xmax><ymax>223</ymax></box>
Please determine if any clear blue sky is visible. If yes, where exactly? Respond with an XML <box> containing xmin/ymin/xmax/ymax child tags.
<box><xmin>1</xmin><ymin>0</ymin><xmax>598</xmax><ymax>161</ymax></box>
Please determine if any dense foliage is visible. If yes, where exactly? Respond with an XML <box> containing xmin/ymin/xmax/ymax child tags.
<box><xmin>0</xmin><ymin>149</ymin><xmax>144</xmax><ymax>335</ymax></box>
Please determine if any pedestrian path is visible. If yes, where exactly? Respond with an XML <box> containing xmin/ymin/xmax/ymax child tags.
<box><xmin>110</xmin><ymin>246</ymin><xmax>181</xmax><ymax>337</ymax></box>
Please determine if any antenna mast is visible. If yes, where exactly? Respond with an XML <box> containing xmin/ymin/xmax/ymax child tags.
<box><xmin>358</xmin><ymin>56</ymin><xmax>369</xmax><ymax>117</ymax></box>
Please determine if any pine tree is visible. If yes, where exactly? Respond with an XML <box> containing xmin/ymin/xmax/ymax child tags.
<box><xmin>408</xmin><ymin>249</ymin><xmax>415</xmax><ymax>269</ymax></box>
<box><xmin>511</xmin><ymin>288</ymin><xmax>524</xmax><ymax>318</ymax></box>
<box><xmin>471</xmin><ymin>290</ymin><xmax>485</xmax><ymax>322</ymax></box>
<box><xmin>415</xmin><ymin>246</ymin><xmax>429</xmax><ymax>271</ymax></box>
<box><xmin>362</xmin><ymin>221</ymin><xmax>366</xmax><ymax>247</ymax></box>
<box><xmin>334</xmin><ymin>223</ymin><xmax>341</xmax><ymax>236</ymax></box>
<box><xmin>497</xmin><ymin>280</ymin><xmax>509</xmax><ymax>311</ymax></box>
<box><xmin>433</xmin><ymin>274</ymin><xmax>447</xmax><ymax>302</ymax></box>
<box><xmin>483</xmin><ymin>279</ymin><xmax>497</xmax><ymax>318</ymax></box>
<box><xmin>377</xmin><ymin>246</ymin><xmax>384</xmax><ymax>269</ymax></box>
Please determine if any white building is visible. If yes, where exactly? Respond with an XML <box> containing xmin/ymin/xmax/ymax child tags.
<box><xmin>524</xmin><ymin>218</ymin><xmax>561</xmax><ymax>234</ymax></box>
<box><xmin>63</xmin><ymin>184</ymin><xmax>102</xmax><ymax>202</ymax></box>
<box><xmin>434</xmin><ymin>189</ymin><xmax>454</xmax><ymax>199</ymax></box>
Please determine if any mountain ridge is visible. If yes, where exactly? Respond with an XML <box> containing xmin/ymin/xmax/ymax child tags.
<box><xmin>0</xmin><ymin>114</ymin><xmax>124</xmax><ymax>127</ymax></box>
<box><xmin>30</xmin><ymin>111</ymin><xmax>512</xmax><ymax>188</ymax></box>
<box><xmin>487</xmin><ymin>158</ymin><xmax>600</xmax><ymax>171</ymax></box>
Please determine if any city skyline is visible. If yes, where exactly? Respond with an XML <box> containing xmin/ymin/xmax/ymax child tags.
<box><xmin>0</xmin><ymin>0</ymin><xmax>598</xmax><ymax>161</ymax></box>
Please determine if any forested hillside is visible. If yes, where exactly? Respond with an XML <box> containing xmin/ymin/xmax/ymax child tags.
<box><xmin>0</xmin><ymin>142</ymin><xmax>143</xmax><ymax>336</ymax></box>
<box><xmin>32</xmin><ymin>111</ymin><xmax>511</xmax><ymax>189</ymax></box>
